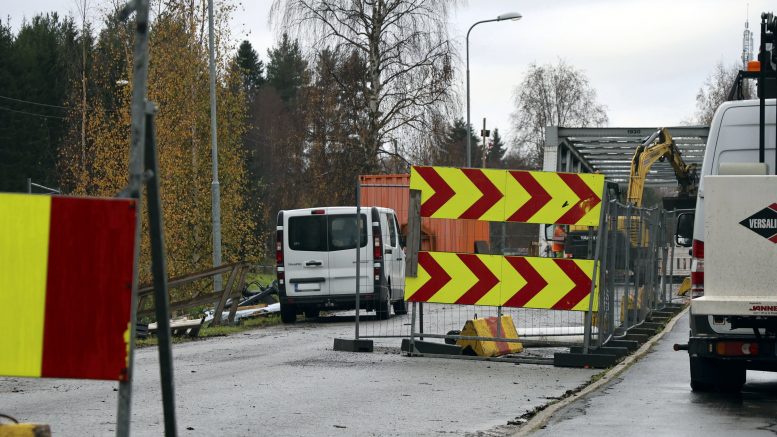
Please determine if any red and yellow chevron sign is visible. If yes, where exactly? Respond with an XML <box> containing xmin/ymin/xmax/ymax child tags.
<box><xmin>405</xmin><ymin>251</ymin><xmax>599</xmax><ymax>311</ymax></box>
<box><xmin>410</xmin><ymin>166</ymin><xmax>604</xmax><ymax>226</ymax></box>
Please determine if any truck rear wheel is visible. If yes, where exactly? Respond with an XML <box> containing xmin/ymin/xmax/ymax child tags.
<box><xmin>689</xmin><ymin>356</ymin><xmax>715</xmax><ymax>392</ymax></box>
<box><xmin>280</xmin><ymin>303</ymin><xmax>297</xmax><ymax>324</ymax></box>
<box><xmin>690</xmin><ymin>356</ymin><xmax>745</xmax><ymax>393</ymax></box>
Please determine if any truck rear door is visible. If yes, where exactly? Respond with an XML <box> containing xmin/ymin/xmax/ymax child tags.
<box><xmin>327</xmin><ymin>212</ymin><xmax>370</xmax><ymax>297</ymax></box>
<box><xmin>285</xmin><ymin>211</ymin><xmax>330</xmax><ymax>297</ymax></box>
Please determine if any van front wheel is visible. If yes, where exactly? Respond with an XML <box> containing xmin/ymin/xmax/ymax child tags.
<box><xmin>280</xmin><ymin>303</ymin><xmax>297</xmax><ymax>324</ymax></box>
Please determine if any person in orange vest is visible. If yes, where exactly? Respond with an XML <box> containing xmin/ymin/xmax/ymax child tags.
<box><xmin>551</xmin><ymin>224</ymin><xmax>566</xmax><ymax>258</ymax></box>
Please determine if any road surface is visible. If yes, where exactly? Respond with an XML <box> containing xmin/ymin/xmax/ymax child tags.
<box><xmin>0</xmin><ymin>310</ymin><xmax>599</xmax><ymax>436</ymax></box>
<box><xmin>531</xmin><ymin>311</ymin><xmax>777</xmax><ymax>436</ymax></box>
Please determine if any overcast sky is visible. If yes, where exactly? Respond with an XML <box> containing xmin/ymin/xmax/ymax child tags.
<box><xmin>4</xmin><ymin>0</ymin><xmax>769</xmax><ymax>144</ymax></box>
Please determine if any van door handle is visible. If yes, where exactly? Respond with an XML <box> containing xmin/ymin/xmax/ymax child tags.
<box><xmin>385</xmin><ymin>248</ymin><xmax>393</xmax><ymax>254</ymax></box>
<box><xmin>305</xmin><ymin>260</ymin><xmax>323</xmax><ymax>267</ymax></box>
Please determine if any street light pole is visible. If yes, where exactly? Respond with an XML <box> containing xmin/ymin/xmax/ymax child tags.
<box><xmin>208</xmin><ymin>0</ymin><xmax>223</xmax><ymax>292</ymax></box>
<box><xmin>466</xmin><ymin>12</ymin><xmax>522</xmax><ymax>167</ymax></box>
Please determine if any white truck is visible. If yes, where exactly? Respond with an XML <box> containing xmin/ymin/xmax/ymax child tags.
<box><xmin>674</xmin><ymin>98</ymin><xmax>777</xmax><ymax>391</ymax></box>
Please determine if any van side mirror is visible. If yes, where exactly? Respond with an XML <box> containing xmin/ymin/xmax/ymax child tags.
<box><xmin>399</xmin><ymin>234</ymin><xmax>406</xmax><ymax>248</ymax></box>
<box><xmin>675</xmin><ymin>212</ymin><xmax>694</xmax><ymax>247</ymax></box>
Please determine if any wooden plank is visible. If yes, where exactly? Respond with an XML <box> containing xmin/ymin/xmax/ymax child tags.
<box><xmin>137</xmin><ymin>291</ymin><xmax>222</xmax><ymax>318</ymax></box>
<box><xmin>226</xmin><ymin>265</ymin><xmax>248</xmax><ymax>324</ymax></box>
<box><xmin>211</xmin><ymin>264</ymin><xmax>240</xmax><ymax>326</ymax></box>
<box><xmin>405</xmin><ymin>189</ymin><xmax>421</xmax><ymax>277</ymax></box>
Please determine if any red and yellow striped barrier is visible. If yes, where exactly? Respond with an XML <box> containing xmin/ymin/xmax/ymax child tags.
<box><xmin>0</xmin><ymin>194</ymin><xmax>136</xmax><ymax>381</ymax></box>
<box><xmin>457</xmin><ymin>315</ymin><xmax>523</xmax><ymax>357</ymax></box>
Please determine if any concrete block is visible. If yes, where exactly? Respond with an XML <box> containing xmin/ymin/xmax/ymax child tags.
<box><xmin>570</xmin><ymin>346</ymin><xmax>629</xmax><ymax>359</ymax></box>
<box><xmin>333</xmin><ymin>338</ymin><xmax>373</xmax><ymax>353</ymax></box>
<box><xmin>0</xmin><ymin>423</ymin><xmax>52</xmax><ymax>437</ymax></box>
<box><xmin>401</xmin><ymin>339</ymin><xmax>462</xmax><ymax>355</ymax></box>
<box><xmin>604</xmin><ymin>339</ymin><xmax>640</xmax><ymax>351</ymax></box>
<box><xmin>553</xmin><ymin>352</ymin><xmax>618</xmax><ymax>368</ymax></box>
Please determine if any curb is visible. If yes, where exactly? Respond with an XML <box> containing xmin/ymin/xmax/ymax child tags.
<box><xmin>510</xmin><ymin>306</ymin><xmax>689</xmax><ymax>436</ymax></box>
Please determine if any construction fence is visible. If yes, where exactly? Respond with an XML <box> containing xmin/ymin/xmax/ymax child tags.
<box><xmin>349</xmin><ymin>167</ymin><xmax>688</xmax><ymax>367</ymax></box>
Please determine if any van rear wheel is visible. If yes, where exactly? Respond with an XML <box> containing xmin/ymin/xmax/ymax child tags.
<box><xmin>376</xmin><ymin>290</ymin><xmax>391</xmax><ymax>320</ymax></box>
<box><xmin>280</xmin><ymin>303</ymin><xmax>297</xmax><ymax>324</ymax></box>
<box><xmin>393</xmin><ymin>298</ymin><xmax>407</xmax><ymax>315</ymax></box>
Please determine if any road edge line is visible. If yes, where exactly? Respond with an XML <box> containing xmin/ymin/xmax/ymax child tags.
<box><xmin>511</xmin><ymin>306</ymin><xmax>689</xmax><ymax>436</ymax></box>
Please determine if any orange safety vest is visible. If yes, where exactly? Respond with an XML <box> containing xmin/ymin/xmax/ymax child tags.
<box><xmin>551</xmin><ymin>225</ymin><xmax>566</xmax><ymax>252</ymax></box>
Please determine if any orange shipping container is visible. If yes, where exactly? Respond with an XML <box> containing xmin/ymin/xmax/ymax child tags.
<box><xmin>359</xmin><ymin>174</ymin><xmax>489</xmax><ymax>254</ymax></box>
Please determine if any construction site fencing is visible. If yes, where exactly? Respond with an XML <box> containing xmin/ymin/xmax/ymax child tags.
<box><xmin>347</xmin><ymin>171</ymin><xmax>686</xmax><ymax>366</ymax></box>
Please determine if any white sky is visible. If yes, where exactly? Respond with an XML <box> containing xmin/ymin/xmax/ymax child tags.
<box><xmin>4</xmin><ymin>0</ymin><xmax>769</xmax><ymax>144</ymax></box>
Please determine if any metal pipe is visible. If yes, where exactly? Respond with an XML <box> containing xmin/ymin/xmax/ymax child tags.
<box><xmin>117</xmin><ymin>1</ymin><xmax>151</xmax><ymax>435</ymax></box>
<box><xmin>144</xmin><ymin>107</ymin><xmax>177</xmax><ymax>436</ymax></box>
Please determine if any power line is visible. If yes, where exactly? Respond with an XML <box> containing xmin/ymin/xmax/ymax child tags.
<box><xmin>0</xmin><ymin>105</ymin><xmax>66</xmax><ymax>120</ymax></box>
<box><xmin>0</xmin><ymin>94</ymin><xmax>70</xmax><ymax>110</ymax></box>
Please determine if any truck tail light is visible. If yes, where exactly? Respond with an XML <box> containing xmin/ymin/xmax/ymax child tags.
<box><xmin>716</xmin><ymin>341</ymin><xmax>759</xmax><ymax>356</ymax></box>
<box><xmin>690</xmin><ymin>239</ymin><xmax>704</xmax><ymax>295</ymax></box>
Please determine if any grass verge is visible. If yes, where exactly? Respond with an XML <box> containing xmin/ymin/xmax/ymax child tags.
<box><xmin>136</xmin><ymin>314</ymin><xmax>282</xmax><ymax>348</ymax></box>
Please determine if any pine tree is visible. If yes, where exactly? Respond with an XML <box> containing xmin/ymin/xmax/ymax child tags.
<box><xmin>266</xmin><ymin>33</ymin><xmax>308</xmax><ymax>104</ymax></box>
<box><xmin>235</xmin><ymin>40</ymin><xmax>265</xmax><ymax>94</ymax></box>
<box><xmin>486</xmin><ymin>128</ymin><xmax>507</xmax><ymax>168</ymax></box>
<box><xmin>0</xmin><ymin>14</ymin><xmax>79</xmax><ymax>192</ymax></box>
<box><xmin>432</xmin><ymin>118</ymin><xmax>480</xmax><ymax>167</ymax></box>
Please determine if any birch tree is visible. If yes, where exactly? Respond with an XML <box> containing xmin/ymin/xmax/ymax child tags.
<box><xmin>270</xmin><ymin>0</ymin><xmax>458</xmax><ymax>170</ymax></box>
<box><xmin>511</xmin><ymin>60</ymin><xmax>608</xmax><ymax>167</ymax></box>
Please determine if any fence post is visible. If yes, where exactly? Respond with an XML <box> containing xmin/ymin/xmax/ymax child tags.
<box><xmin>606</xmin><ymin>200</ymin><xmax>619</xmax><ymax>341</ymax></box>
<box><xmin>623</xmin><ymin>204</ymin><xmax>633</xmax><ymax>329</ymax></box>
<box><xmin>583</xmin><ymin>188</ymin><xmax>608</xmax><ymax>353</ymax></box>
<box><xmin>667</xmin><ymin>210</ymin><xmax>677</xmax><ymax>302</ymax></box>
<box><xmin>594</xmin><ymin>197</ymin><xmax>612</xmax><ymax>348</ymax></box>
<box><xmin>355</xmin><ymin>177</ymin><xmax>362</xmax><ymax>340</ymax></box>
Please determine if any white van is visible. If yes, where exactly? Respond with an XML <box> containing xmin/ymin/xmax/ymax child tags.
<box><xmin>275</xmin><ymin>206</ymin><xmax>407</xmax><ymax>323</ymax></box>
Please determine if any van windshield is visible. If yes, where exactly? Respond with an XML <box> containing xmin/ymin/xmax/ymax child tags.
<box><xmin>288</xmin><ymin>213</ymin><xmax>367</xmax><ymax>252</ymax></box>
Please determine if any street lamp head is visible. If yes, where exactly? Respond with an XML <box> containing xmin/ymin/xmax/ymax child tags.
<box><xmin>497</xmin><ymin>12</ymin><xmax>522</xmax><ymax>21</ymax></box>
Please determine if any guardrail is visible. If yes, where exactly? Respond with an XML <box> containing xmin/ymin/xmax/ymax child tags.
<box><xmin>137</xmin><ymin>262</ymin><xmax>252</xmax><ymax>326</ymax></box>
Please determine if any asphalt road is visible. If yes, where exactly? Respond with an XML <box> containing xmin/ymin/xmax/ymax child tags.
<box><xmin>0</xmin><ymin>310</ymin><xmax>599</xmax><ymax>436</ymax></box>
<box><xmin>531</xmin><ymin>312</ymin><xmax>777</xmax><ymax>436</ymax></box>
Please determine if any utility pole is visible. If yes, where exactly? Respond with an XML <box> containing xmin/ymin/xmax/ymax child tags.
<box><xmin>208</xmin><ymin>0</ymin><xmax>223</xmax><ymax>292</ymax></box>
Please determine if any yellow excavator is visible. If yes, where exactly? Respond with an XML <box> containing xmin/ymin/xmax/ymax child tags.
<box><xmin>625</xmin><ymin>127</ymin><xmax>697</xmax><ymax>296</ymax></box>
<box><xmin>563</xmin><ymin>128</ymin><xmax>697</xmax><ymax>295</ymax></box>
<box><xmin>627</xmin><ymin>127</ymin><xmax>698</xmax><ymax>208</ymax></box>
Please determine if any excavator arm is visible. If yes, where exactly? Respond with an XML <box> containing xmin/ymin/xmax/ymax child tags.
<box><xmin>626</xmin><ymin>128</ymin><xmax>698</xmax><ymax>207</ymax></box>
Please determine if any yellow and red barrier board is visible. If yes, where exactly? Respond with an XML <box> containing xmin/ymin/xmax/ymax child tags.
<box><xmin>0</xmin><ymin>194</ymin><xmax>136</xmax><ymax>381</ymax></box>
<box><xmin>410</xmin><ymin>166</ymin><xmax>604</xmax><ymax>226</ymax></box>
<box><xmin>405</xmin><ymin>251</ymin><xmax>599</xmax><ymax>311</ymax></box>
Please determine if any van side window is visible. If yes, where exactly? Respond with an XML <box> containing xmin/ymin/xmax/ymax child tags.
<box><xmin>329</xmin><ymin>214</ymin><xmax>368</xmax><ymax>251</ymax></box>
<box><xmin>289</xmin><ymin>216</ymin><xmax>327</xmax><ymax>251</ymax></box>
<box><xmin>386</xmin><ymin>213</ymin><xmax>397</xmax><ymax>247</ymax></box>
